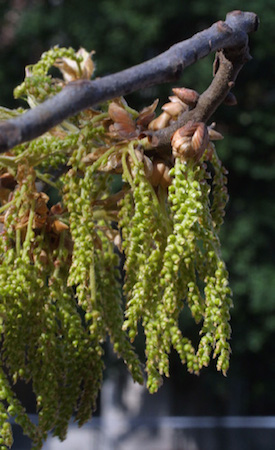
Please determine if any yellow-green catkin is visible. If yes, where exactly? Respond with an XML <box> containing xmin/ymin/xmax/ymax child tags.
<box><xmin>95</xmin><ymin>225</ymin><xmax>143</xmax><ymax>384</ymax></box>
<box><xmin>209</xmin><ymin>142</ymin><xmax>229</xmax><ymax>230</ymax></box>
<box><xmin>14</xmin><ymin>46</ymin><xmax>79</xmax><ymax>102</ymax></box>
<box><xmin>137</xmin><ymin>154</ymin><xmax>232</xmax><ymax>391</ymax></box>
<box><xmin>193</xmin><ymin>155</ymin><xmax>232</xmax><ymax>373</ymax></box>
<box><xmin>145</xmin><ymin>159</ymin><xmax>203</xmax><ymax>390</ymax></box>
<box><xmin>63</xmin><ymin>151</ymin><xmax>107</xmax><ymax>425</ymax></box>
<box><xmin>0</xmin><ymin>366</ymin><xmax>39</xmax><ymax>449</ymax></box>
<box><xmin>122</xmin><ymin>162</ymin><xmax>165</xmax><ymax>330</ymax></box>
<box><xmin>0</xmin><ymin>45</ymin><xmax>234</xmax><ymax>448</ymax></box>
<box><xmin>118</xmin><ymin>156</ymin><xmax>170</xmax><ymax>392</ymax></box>
<box><xmin>49</xmin><ymin>249</ymin><xmax>104</xmax><ymax>431</ymax></box>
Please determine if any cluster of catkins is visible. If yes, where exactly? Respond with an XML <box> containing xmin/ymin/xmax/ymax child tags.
<box><xmin>0</xmin><ymin>47</ymin><xmax>231</xmax><ymax>448</ymax></box>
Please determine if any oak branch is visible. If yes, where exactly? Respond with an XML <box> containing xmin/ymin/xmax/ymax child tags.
<box><xmin>0</xmin><ymin>10</ymin><xmax>258</xmax><ymax>153</ymax></box>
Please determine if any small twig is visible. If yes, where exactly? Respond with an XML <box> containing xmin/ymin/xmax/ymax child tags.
<box><xmin>149</xmin><ymin>43</ymin><xmax>251</xmax><ymax>149</ymax></box>
<box><xmin>0</xmin><ymin>11</ymin><xmax>258</xmax><ymax>153</ymax></box>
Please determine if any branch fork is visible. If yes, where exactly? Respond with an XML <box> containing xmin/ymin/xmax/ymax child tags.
<box><xmin>0</xmin><ymin>10</ymin><xmax>258</xmax><ymax>153</ymax></box>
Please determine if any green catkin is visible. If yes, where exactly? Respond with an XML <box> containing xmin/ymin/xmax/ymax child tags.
<box><xmin>0</xmin><ymin>259</ymin><xmax>46</xmax><ymax>448</ymax></box>
<box><xmin>14</xmin><ymin>47</ymin><xmax>80</xmax><ymax>102</ymax></box>
<box><xmin>49</xmin><ymin>245</ymin><xmax>103</xmax><ymax>435</ymax></box>
<box><xmin>193</xmin><ymin>158</ymin><xmax>232</xmax><ymax>372</ymax></box>
<box><xmin>63</xmin><ymin>155</ymin><xmax>107</xmax><ymax>422</ymax></box>
<box><xmin>118</xmin><ymin>190</ymin><xmax>134</xmax><ymax>249</ymax></box>
<box><xmin>95</xmin><ymin>226</ymin><xmax>143</xmax><ymax>384</ymax></box>
<box><xmin>0</xmin><ymin>46</ymin><xmax>233</xmax><ymax>447</ymax></box>
<box><xmin>209</xmin><ymin>142</ymin><xmax>229</xmax><ymax>230</ymax></box>
<box><xmin>142</xmin><ymin>155</ymin><xmax>232</xmax><ymax>390</ymax></box>
<box><xmin>64</xmin><ymin>145</ymin><xmax>111</xmax><ymax>311</ymax></box>
<box><xmin>0</xmin><ymin>367</ymin><xmax>39</xmax><ymax>449</ymax></box>
<box><xmin>14</xmin><ymin>133</ymin><xmax>79</xmax><ymax>169</ymax></box>
<box><xmin>151</xmin><ymin>160</ymin><xmax>202</xmax><ymax>383</ymax></box>
<box><xmin>119</xmin><ymin>159</ymin><xmax>169</xmax><ymax>392</ymax></box>
<box><xmin>122</xmin><ymin>162</ymin><xmax>165</xmax><ymax>319</ymax></box>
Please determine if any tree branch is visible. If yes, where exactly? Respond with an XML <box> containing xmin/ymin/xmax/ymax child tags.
<box><xmin>149</xmin><ymin>43</ymin><xmax>251</xmax><ymax>149</ymax></box>
<box><xmin>0</xmin><ymin>10</ymin><xmax>258</xmax><ymax>153</ymax></box>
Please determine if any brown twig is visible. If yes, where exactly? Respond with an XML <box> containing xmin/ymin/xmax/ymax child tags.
<box><xmin>149</xmin><ymin>43</ymin><xmax>252</xmax><ymax>149</ymax></box>
<box><xmin>0</xmin><ymin>10</ymin><xmax>258</xmax><ymax>153</ymax></box>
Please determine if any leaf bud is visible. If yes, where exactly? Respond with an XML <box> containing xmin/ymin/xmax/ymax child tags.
<box><xmin>148</xmin><ymin>159</ymin><xmax>172</xmax><ymax>188</ymax></box>
<box><xmin>137</xmin><ymin>99</ymin><xmax>159</xmax><ymax>127</ymax></box>
<box><xmin>142</xmin><ymin>155</ymin><xmax>153</xmax><ymax>178</ymax></box>
<box><xmin>52</xmin><ymin>220</ymin><xmax>69</xmax><ymax>234</ymax></box>
<box><xmin>172</xmin><ymin>87</ymin><xmax>200</xmax><ymax>107</ymax></box>
<box><xmin>208</xmin><ymin>128</ymin><xmax>224</xmax><ymax>141</ymax></box>
<box><xmin>162</xmin><ymin>101</ymin><xmax>184</xmax><ymax>117</ymax></box>
<box><xmin>171</xmin><ymin>121</ymin><xmax>208</xmax><ymax>161</ymax></box>
<box><xmin>191</xmin><ymin>122</ymin><xmax>209</xmax><ymax>153</ymax></box>
<box><xmin>148</xmin><ymin>111</ymin><xmax>171</xmax><ymax>130</ymax></box>
<box><xmin>54</xmin><ymin>48</ymin><xmax>95</xmax><ymax>82</ymax></box>
<box><xmin>108</xmin><ymin>102</ymin><xmax>136</xmax><ymax>138</ymax></box>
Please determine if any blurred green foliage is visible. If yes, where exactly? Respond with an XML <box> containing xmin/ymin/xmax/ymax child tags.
<box><xmin>0</xmin><ymin>0</ymin><xmax>275</xmax><ymax>414</ymax></box>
